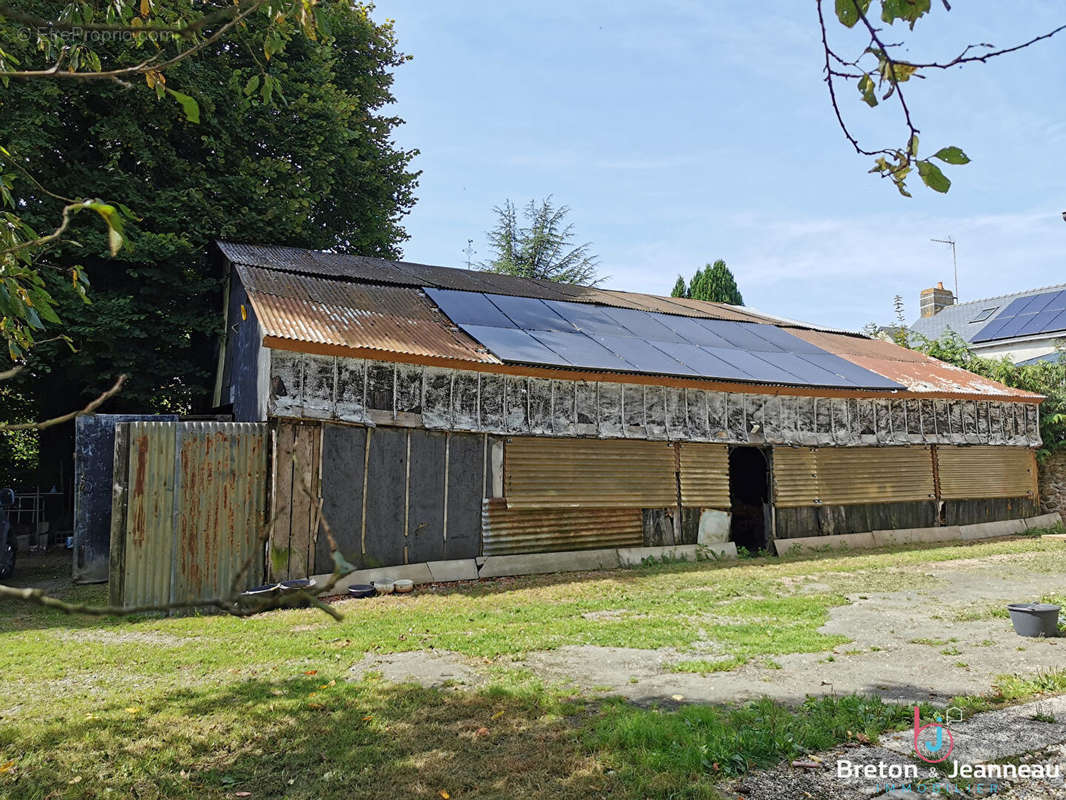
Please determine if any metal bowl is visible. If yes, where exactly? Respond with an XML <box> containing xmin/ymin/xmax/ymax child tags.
<box><xmin>348</xmin><ymin>584</ymin><xmax>377</xmax><ymax>599</ymax></box>
<box><xmin>393</xmin><ymin>579</ymin><xmax>414</xmax><ymax>594</ymax></box>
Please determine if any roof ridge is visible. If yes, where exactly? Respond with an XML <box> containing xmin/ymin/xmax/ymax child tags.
<box><xmin>945</xmin><ymin>281</ymin><xmax>1066</xmax><ymax>308</ymax></box>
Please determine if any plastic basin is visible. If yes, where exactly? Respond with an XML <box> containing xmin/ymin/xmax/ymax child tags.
<box><xmin>1007</xmin><ymin>603</ymin><xmax>1061</xmax><ymax>637</ymax></box>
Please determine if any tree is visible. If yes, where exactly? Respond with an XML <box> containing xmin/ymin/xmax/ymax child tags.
<box><xmin>671</xmin><ymin>260</ymin><xmax>744</xmax><ymax>305</ymax></box>
<box><xmin>1</xmin><ymin>2</ymin><xmax>419</xmax><ymax>486</ymax></box>
<box><xmin>481</xmin><ymin>197</ymin><xmax>599</xmax><ymax>285</ymax></box>
<box><xmin>818</xmin><ymin>1</ymin><xmax>1065</xmax><ymax>195</ymax></box>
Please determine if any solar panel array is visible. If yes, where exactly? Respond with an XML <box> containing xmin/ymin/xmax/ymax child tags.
<box><xmin>971</xmin><ymin>289</ymin><xmax>1066</xmax><ymax>343</ymax></box>
<box><xmin>426</xmin><ymin>288</ymin><xmax>902</xmax><ymax>389</ymax></box>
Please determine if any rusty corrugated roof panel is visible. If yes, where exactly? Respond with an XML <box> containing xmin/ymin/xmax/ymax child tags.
<box><xmin>237</xmin><ymin>265</ymin><xmax>499</xmax><ymax>364</ymax></box>
<box><xmin>219</xmin><ymin>241</ymin><xmax>802</xmax><ymax>325</ymax></box>
<box><xmin>790</xmin><ymin>329</ymin><xmax>1042</xmax><ymax>400</ymax></box>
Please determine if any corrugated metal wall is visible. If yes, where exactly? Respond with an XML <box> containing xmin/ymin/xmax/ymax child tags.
<box><xmin>482</xmin><ymin>499</ymin><xmax>642</xmax><ymax>554</ymax></box>
<box><xmin>937</xmin><ymin>446</ymin><xmax>1038</xmax><ymax>500</ymax></box>
<box><xmin>773</xmin><ymin>446</ymin><xmax>936</xmax><ymax>507</ymax></box>
<box><xmin>504</xmin><ymin>437</ymin><xmax>678</xmax><ymax>509</ymax></box>
<box><xmin>110</xmin><ymin>422</ymin><xmax>267</xmax><ymax>609</ymax></box>
<box><xmin>678</xmin><ymin>443</ymin><xmax>731</xmax><ymax>508</ymax></box>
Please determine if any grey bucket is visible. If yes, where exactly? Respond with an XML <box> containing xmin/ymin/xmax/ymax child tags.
<box><xmin>1007</xmin><ymin>603</ymin><xmax>1061</xmax><ymax>637</ymax></box>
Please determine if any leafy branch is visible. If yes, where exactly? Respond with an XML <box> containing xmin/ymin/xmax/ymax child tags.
<box><xmin>818</xmin><ymin>0</ymin><xmax>1065</xmax><ymax>195</ymax></box>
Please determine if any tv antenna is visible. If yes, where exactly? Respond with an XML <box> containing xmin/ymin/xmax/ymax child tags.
<box><xmin>930</xmin><ymin>236</ymin><xmax>958</xmax><ymax>301</ymax></box>
<box><xmin>462</xmin><ymin>238</ymin><xmax>476</xmax><ymax>270</ymax></box>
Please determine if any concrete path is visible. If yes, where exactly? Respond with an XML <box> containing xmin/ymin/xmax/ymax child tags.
<box><xmin>722</xmin><ymin>695</ymin><xmax>1066</xmax><ymax>799</ymax></box>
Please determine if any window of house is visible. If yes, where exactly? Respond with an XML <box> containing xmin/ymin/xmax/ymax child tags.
<box><xmin>971</xmin><ymin>307</ymin><xmax>998</xmax><ymax>323</ymax></box>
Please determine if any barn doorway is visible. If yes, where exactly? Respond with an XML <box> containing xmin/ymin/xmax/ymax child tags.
<box><xmin>728</xmin><ymin>447</ymin><xmax>770</xmax><ymax>553</ymax></box>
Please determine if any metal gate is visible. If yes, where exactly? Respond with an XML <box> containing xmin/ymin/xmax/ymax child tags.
<box><xmin>109</xmin><ymin>421</ymin><xmax>268</xmax><ymax>609</ymax></box>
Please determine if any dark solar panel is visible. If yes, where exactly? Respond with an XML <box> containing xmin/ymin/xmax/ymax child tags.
<box><xmin>426</xmin><ymin>288</ymin><xmax>902</xmax><ymax>388</ymax></box>
<box><xmin>594</xmin><ymin>335</ymin><xmax>698</xmax><ymax>375</ymax></box>
<box><xmin>971</xmin><ymin>316</ymin><xmax>1009</xmax><ymax>341</ymax></box>
<box><xmin>600</xmin><ymin>306</ymin><xmax>685</xmax><ymax>341</ymax></box>
<box><xmin>652</xmin><ymin>341</ymin><xmax>752</xmax><ymax>381</ymax></box>
<box><xmin>796</xmin><ymin>353</ymin><xmax>900</xmax><ymax>388</ymax></box>
<box><xmin>702</xmin><ymin>347</ymin><xmax>801</xmax><ymax>383</ymax></box>
<box><xmin>529</xmin><ymin>330</ymin><xmax>634</xmax><ymax>370</ymax></box>
<box><xmin>462</xmin><ymin>325</ymin><xmax>569</xmax><ymax>365</ymax></box>
<box><xmin>756</xmin><ymin>352</ymin><xmax>845</xmax><ymax>385</ymax></box>
<box><xmin>741</xmin><ymin>325</ymin><xmax>826</xmax><ymax>354</ymax></box>
<box><xmin>543</xmin><ymin>300</ymin><xmax>631</xmax><ymax>337</ymax></box>
<box><xmin>1016</xmin><ymin>308</ymin><xmax>1063</xmax><ymax>337</ymax></box>
<box><xmin>973</xmin><ymin>289</ymin><xmax>1066</xmax><ymax>342</ymax></box>
<box><xmin>695</xmin><ymin>319</ymin><xmax>786</xmax><ymax>352</ymax></box>
<box><xmin>1046</xmin><ymin>291</ymin><xmax>1066</xmax><ymax>311</ymax></box>
<box><xmin>486</xmin><ymin>294</ymin><xmax>576</xmax><ymax>331</ymax></box>
<box><xmin>424</xmin><ymin>288</ymin><xmax>517</xmax><ymax>328</ymax></box>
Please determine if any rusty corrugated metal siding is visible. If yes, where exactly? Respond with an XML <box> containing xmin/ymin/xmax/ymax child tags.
<box><xmin>504</xmin><ymin>437</ymin><xmax>677</xmax><ymax>509</ymax></box>
<box><xmin>772</xmin><ymin>447</ymin><xmax>819</xmax><ymax>508</ymax></box>
<box><xmin>937</xmin><ymin>446</ymin><xmax>1038</xmax><ymax>499</ymax></box>
<box><xmin>482</xmin><ymin>499</ymin><xmax>642</xmax><ymax>554</ymax></box>
<box><xmin>773</xmin><ymin>446</ymin><xmax>935</xmax><ymax>507</ymax></box>
<box><xmin>237</xmin><ymin>264</ymin><xmax>498</xmax><ymax>364</ymax></box>
<box><xmin>678</xmin><ymin>443</ymin><xmax>731</xmax><ymax>508</ymax></box>
<box><xmin>117</xmin><ymin>422</ymin><xmax>267</xmax><ymax>609</ymax></box>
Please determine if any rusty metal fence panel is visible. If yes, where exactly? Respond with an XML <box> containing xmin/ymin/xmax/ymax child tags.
<box><xmin>937</xmin><ymin>446</ymin><xmax>1038</xmax><ymax>500</ymax></box>
<box><xmin>110</xmin><ymin>422</ymin><xmax>268</xmax><ymax>609</ymax></box>
<box><xmin>504</xmin><ymin>437</ymin><xmax>677</xmax><ymax>509</ymax></box>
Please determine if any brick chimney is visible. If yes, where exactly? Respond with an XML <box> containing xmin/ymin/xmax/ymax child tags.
<box><xmin>919</xmin><ymin>281</ymin><xmax>955</xmax><ymax>317</ymax></box>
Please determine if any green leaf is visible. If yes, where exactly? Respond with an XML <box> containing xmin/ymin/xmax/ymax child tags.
<box><xmin>917</xmin><ymin>160</ymin><xmax>951</xmax><ymax>193</ymax></box>
<box><xmin>881</xmin><ymin>0</ymin><xmax>931</xmax><ymax>27</ymax></box>
<box><xmin>835</xmin><ymin>0</ymin><xmax>871</xmax><ymax>27</ymax></box>
<box><xmin>857</xmin><ymin>74</ymin><xmax>878</xmax><ymax>107</ymax></box>
<box><xmin>244</xmin><ymin>75</ymin><xmax>261</xmax><ymax>96</ymax></box>
<box><xmin>166</xmin><ymin>89</ymin><xmax>200</xmax><ymax>124</ymax></box>
<box><xmin>908</xmin><ymin>133</ymin><xmax>919</xmax><ymax>157</ymax></box>
<box><xmin>932</xmin><ymin>146</ymin><xmax>970</xmax><ymax>165</ymax></box>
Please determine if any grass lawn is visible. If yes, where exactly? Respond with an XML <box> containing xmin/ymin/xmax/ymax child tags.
<box><xmin>1</xmin><ymin>537</ymin><xmax>1065</xmax><ymax>799</ymax></box>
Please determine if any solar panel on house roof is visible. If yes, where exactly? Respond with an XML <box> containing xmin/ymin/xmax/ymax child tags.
<box><xmin>972</xmin><ymin>289</ymin><xmax>1066</xmax><ymax>343</ymax></box>
<box><xmin>424</xmin><ymin>288</ymin><xmax>903</xmax><ymax>389</ymax></box>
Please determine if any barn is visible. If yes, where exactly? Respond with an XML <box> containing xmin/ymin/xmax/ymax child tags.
<box><xmin>211</xmin><ymin>242</ymin><xmax>1046</xmax><ymax>584</ymax></box>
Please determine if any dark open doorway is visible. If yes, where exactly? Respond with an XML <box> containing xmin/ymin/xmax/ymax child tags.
<box><xmin>729</xmin><ymin>447</ymin><xmax>769</xmax><ymax>552</ymax></box>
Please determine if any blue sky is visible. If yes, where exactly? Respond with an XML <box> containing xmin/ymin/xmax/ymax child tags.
<box><xmin>374</xmin><ymin>0</ymin><xmax>1064</xmax><ymax>331</ymax></box>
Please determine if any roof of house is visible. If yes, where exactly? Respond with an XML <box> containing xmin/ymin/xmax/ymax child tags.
<box><xmin>910</xmin><ymin>282</ymin><xmax>1066</xmax><ymax>345</ymax></box>
<box><xmin>218</xmin><ymin>242</ymin><xmax>1040</xmax><ymax>401</ymax></box>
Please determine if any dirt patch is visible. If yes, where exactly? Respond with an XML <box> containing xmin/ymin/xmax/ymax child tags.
<box><xmin>348</xmin><ymin>650</ymin><xmax>487</xmax><ymax>689</ymax></box>
<box><xmin>517</xmin><ymin>555</ymin><xmax>1066</xmax><ymax>706</ymax></box>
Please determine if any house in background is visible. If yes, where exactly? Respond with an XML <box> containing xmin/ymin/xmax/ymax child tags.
<box><xmin>910</xmin><ymin>281</ymin><xmax>1066</xmax><ymax>365</ymax></box>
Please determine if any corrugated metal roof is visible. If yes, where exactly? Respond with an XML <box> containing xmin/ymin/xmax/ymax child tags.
<box><xmin>788</xmin><ymin>329</ymin><xmax>1041</xmax><ymax>400</ymax></box>
<box><xmin>219</xmin><ymin>241</ymin><xmax>795</xmax><ymax>325</ymax></box>
<box><xmin>237</xmin><ymin>265</ymin><xmax>500</xmax><ymax>364</ymax></box>
<box><xmin>224</xmin><ymin>243</ymin><xmax>1042</xmax><ymax>400</ymax></box>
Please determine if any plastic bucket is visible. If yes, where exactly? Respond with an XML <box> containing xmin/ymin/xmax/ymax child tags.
<box><xmin>1007</xmin><ymin>603</ymin><xmax>1061</xmax><ymax>637</ymax></box>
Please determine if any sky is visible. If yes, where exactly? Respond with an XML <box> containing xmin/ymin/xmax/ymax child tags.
<box><xmin>373</xmin><ymin>0</ymin><xmax>1065</xmax><ymax>331</ymax></box>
